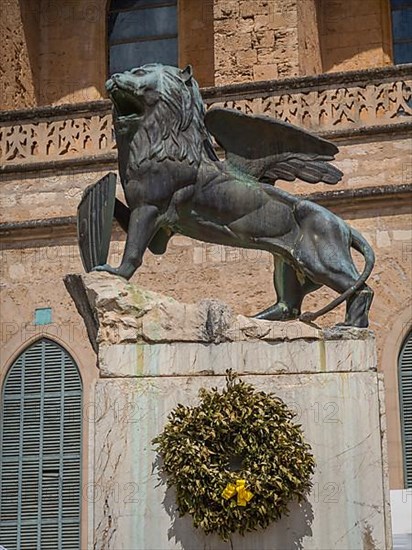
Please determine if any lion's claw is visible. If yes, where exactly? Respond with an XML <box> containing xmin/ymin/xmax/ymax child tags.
<box><xmin>92</xmin><ymin>264</ymin><xmax>119</xmax><ymax>275</ymax></box>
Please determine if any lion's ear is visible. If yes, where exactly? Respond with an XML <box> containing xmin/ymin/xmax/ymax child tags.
<box><xmin>181</xmin><ymin>65</ymin><xmax>193</xmax><ymax>85</ymax></box>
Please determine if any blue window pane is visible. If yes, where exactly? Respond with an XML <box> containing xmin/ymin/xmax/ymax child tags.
<box><xmin>391</xmin><ymin>0</ymin><xmax>412</xmax><ymax>8</ymax></box>
<box><xmin>34</xmin><ymin>307</ymin><xmax>52</xmax><ymax>326</ymax></box>
<box><xmin>392</xmin><ymin>8</ymin><xmax>412</xmax><ymax>40</ymax></box>
<box><xmin>109</xmin><ymin>38</ymin><xmax>178</xmax><ymax>74</ymax></box>
<box><xmin>109</xmin><ymin>6</ymin><xmax>177</xmax><ymax>43</ymax></box>
<box><xmin>110</xmin><ymin>0</ymin><xmax>175</xmax><ymax>10</ymax></box>
<box><xmin>393</xmin><ymin>42</ymin><xmax>412</xmax><ymax>63</ymax></box>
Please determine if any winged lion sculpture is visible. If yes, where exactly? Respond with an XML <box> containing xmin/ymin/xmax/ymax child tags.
<box><xmin>80</xmin><ymin>64</ymin><xmax>375</xmax><ymax>327</ymax></box>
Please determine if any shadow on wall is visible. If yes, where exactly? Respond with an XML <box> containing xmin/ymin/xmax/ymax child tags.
<box><xmin>19</xmin><ymin>0</ymin><xmax>107</xmax><ymax>106</ymax></box>
<box><xmin>17</xmin><ymin>0</ymin><xmax>214</xmax><ymax>107</ymax></box>
<box><xmin>315</xmin><ymin>0</ymin><xmax>392</xmax><ymax>72</ymax></box>
<box><xmin>157</xmin><ymin>465</ymin><xmax>314</xmax><ymax>550</ymax></box>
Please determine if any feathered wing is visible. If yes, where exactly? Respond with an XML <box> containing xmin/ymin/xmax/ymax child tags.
<box><xmin>204</xmin><ymin>108</ymin><xmax>343</xmax><ymax>185</ymax></box>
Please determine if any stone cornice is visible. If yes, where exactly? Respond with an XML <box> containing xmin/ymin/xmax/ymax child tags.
<box><xmin>1</xmin><ymin>64</ymin><xmax>410</xmax><ymax>121</ymax></box>
<box><xmin>1</xmin><ymin>120</ymin><xmax>411</xmax><ymax>178</ymax></box>
<box><xmin>1</xmin><ymin>184</ymin><xmax>410</xmax><ymax>246</ymax></box>
<box><xmin>0</xmin><ymin>153</ymin><xmax>118</xmax><ymax>177</ymax></box>
<box><xmin>0</xmin><ymin>100</ymin><xmax>112</xmax><ymax>123</ymax></box>
<box><xmin>0</xmin><ymin>65</ymin><xmax>410</xmax><ymax>175</ymax></box>
<box><xmin>202</xmin><ymin>64</ymin><xmax>412</xmax><ymax>98</ymax></box>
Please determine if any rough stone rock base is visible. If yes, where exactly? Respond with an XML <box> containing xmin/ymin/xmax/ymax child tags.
<box><xmin>65</xmin><ymin>273</ymin><xmax>392</xmax><ymax>550</ymax></box>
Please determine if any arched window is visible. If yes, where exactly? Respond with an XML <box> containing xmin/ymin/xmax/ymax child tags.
<box><xmin>399</xmin><ymin>329</ymin><xmax>412</xmax><ymax>488</ymax></box>
<box><xmin>108</xmin><ymin>0</ymin><xmax>178</xmax><ymax>75</ymax></box>
<box><xmin>0</xmin><ymin>339</ymin><xmax>83</xmax><ymax>549</ymax></box>
<box><xmin>391</xmin><ymin>0</ymin><xmax>412</xmax><ymax>64</ymax></box>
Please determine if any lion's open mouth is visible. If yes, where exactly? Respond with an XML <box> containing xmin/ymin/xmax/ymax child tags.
<box><xmin>107</xmin><ymin>83</ymin><xmax>145</xmax><ymax>120</ymax></box>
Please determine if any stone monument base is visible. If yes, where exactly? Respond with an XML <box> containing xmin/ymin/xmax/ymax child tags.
<box><xmin>66</xmin><ymin>273</ymin><xmax>392</xmax><ymax>550</ymax></box>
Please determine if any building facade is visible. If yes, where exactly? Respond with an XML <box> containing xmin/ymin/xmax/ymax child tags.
<box><xmin>0</xmin><ymin>1</ymin><xmax>411</xmax><ymax>548</ymax></box>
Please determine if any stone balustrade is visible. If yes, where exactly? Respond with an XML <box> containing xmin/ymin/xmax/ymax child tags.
<box><xmin>0</xmin><ymin>65</ymin><xmax>411</xmax><ymax>172</ymax></box>
<box><xmin>0</xmin><ymin>102</ymin><xmax>116</xmax><ymax>171</ymax></box>
<box><xmin>204</xmin><ymin>65</ymin><xmax>412</xmax><ymax>133</ymax></box>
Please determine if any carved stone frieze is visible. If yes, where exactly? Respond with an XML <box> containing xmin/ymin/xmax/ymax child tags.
<box><xmin>0</xmin><ymin>113</ymin><xmax>115</xmax><ymax>165</ymax></box>
<box><xmin>205</xmin><ymin>79</ymin><xmax>412</xmax><ymax>130</ymax></box>
<box><xmin>0</xmin><ymin>67</ymin><xmax>410</xmax><ymax>169</ymax></box>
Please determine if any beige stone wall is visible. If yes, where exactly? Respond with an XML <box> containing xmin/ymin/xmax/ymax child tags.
<box><xmin>0</xmin><ymin>0</ymin><xmax>215</xmax><ymax>110</ymax></box>
<box><xmin>0</xmin><ymin>0</ymin><xmax>107</xmax><ymax>109</ymax></box>
<box><xmin>297</xmin><ymin>0</ymin><xmax>322</xmax><ymax>76</ymax></box>
<box><xmin>278</xmin><ymin>133</ymin><xmax>411</xmax><ymax>196</ymax></box>
<box><xmin>0</xmin><ymin>0</ymin><xmax>39</xmax><ymax>109</ymax></box>
<box><xmin>0</xmin><ymin>241</ymin><xmax>98</xmax><ymax>550</ymax></box>
<box><xmin>1</xmin><ymin>133</ymin><xmax>409</xmax><ymax>225</ymax></box>
<box><xmin>318</xmin><ymin>0</ymin><xmax>392</xmax><ymax>73</ymax></box>
<box><xmin>38</xmin><ymin>0</ymin><xmax>107</xmax><ymax>105</ymax></box>
<box><xmin>212</xmin><ymin>0</ymin><xmax>393</xmax><ymax>83</ymax></box>
<box><xmin>214</xmin><ymin>0</ymin><xmax>300</xmax><ymax>84</ymax></box>
<box><xmin>1</xmin><ymin>196</ymin><xmax>411</xmax><ymax>487</ymax></box>
<box><xmin>0</xmin><ymin>0</ymin><xmax>397</xmax><ymax>110</ymax></box>
<box><xmin>0</xmin><ymin>168</ymin><xmax>112</xmax><ymax>223</ymax></box>
<box><xmin>179</xmin><ymin>0</ymin><xmax>215</xmax><ymax>87</ymax></box>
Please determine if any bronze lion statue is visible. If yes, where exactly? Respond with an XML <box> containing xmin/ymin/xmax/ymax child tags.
<box><xmin>90</xmin><ymin>64</ymin><xmax>374</xmax><ymax>327</ymax></box>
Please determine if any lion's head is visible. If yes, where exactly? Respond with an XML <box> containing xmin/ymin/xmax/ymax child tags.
<box><xmin>106</xmin><ymin>64</ymin><xmax>212</xmax><ymax>166</ymax></box>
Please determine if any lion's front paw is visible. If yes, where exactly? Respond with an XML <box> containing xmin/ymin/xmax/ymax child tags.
<box><xmin>254</xmin><ymin>303</ymin><xmax>299</xmax><ymax>321</ymax></box>
<box><xmin>92</xmin><ymin>264</ymin><xmax>120</xmax><ymax>276</ymax></box>
<box><xmin>92</xmin><ymin>262</ymin><xmax>136</xmax><ymax>280</ymax></box>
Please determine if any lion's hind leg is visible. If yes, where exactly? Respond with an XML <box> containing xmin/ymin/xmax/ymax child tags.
<box><xmin>254</xmin><ymin>258</ymin><xmax>320</xmax><ymax>320</ymax></box>
<box><xmin>293</xmin><ymin>206</ymin><xmax>373</xmax><ymax>327</ymax></box>
<box><xmin>340</xmin><ymin>285</ymin><xmax>374</xmax><ymax>327</ymax></box>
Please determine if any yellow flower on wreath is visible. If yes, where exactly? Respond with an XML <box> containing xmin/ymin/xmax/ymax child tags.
<box><xmin>222</xmin><ymin>479</ymin><xmax>254</xmax><ymax>506</ymax></box>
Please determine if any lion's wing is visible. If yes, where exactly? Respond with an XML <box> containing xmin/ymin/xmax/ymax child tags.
<box><xmin>204</xmin><ymin>108</ymin><xmax>342</xmax><ymax>185</ymax></box>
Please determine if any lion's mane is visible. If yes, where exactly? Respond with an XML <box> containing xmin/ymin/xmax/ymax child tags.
<box><xmin>125</xmin><ymin>66</ymin><xmax>212</xmax><ymax>167</ymax></box>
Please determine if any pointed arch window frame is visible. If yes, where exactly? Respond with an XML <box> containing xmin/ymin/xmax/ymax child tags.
<box><xmin>398</xmin><ymin>329</ymin><xmax>412</xmax><ymax>488</ymax></box>
<box><xmin>0</xmin><ymin>337</ymin><xmax>83</xmax><ymax>549</ymax></box>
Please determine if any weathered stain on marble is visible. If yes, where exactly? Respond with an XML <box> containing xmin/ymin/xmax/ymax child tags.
<box><xmin>92</xmin><ymin>370</ymin><xmax>390</xmax><ymax>549</ymax></box>
<box><xmin>77</xmin><ymin>272</ymin><xmax>391</xmax><ymax>549</ymax></box>
<box><xmin>67</xmin><ymin>271</ymin><xmax>322</xmax><ymax>348</ymax></box>
<box><xmin>98</xmin><ymin>336</ymin><xmax>377</xmax><ymax>379</ymax></box>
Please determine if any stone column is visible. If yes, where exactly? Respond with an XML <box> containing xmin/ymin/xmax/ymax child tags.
<box><xmin>66</xmin><ymin>272</ymin><xmax>392</xmax><ymax>550</ymax></box>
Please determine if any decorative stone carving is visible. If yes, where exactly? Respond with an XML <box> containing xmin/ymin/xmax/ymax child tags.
<box><xmin>0</xmin><ymin>113</ymin><xmax>115</xmax><ymax>164</ymax></box>
<box><xmin>0</xmin><ymin>67</ymin><xmax>410</xmax><ymax>169</ymax></box>
<box><xmin>206</xmin><ymin>79</ymin><xmax>412</xmax><ymax>131</ymax></box>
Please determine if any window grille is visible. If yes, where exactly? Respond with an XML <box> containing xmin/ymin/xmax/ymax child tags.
<box><xmin>108</xmin><ymin>0</ymin><xmax>178</xmax><ymax>75</ymax></box>
<box><xmin>399</xmin><ymin>329</ymin><xmax>412</xmax><ymax>488</ymax></box>
<box><xmin>0</xmin><ymin>339</ymin><xmax>83</xmax><ymax>549</ymax></box>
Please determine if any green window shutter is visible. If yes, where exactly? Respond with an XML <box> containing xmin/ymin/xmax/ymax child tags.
<box><xmin>399</xmin><ymin>330</ymin><xmax>412</xmax><ymax>488</ymax></box>
<box><xmin>0</xmin><ymin>339</ymin><xmax>83</xmax><ymax>549</ymax></box>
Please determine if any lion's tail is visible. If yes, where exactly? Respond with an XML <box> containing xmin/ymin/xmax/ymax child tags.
<box><xmin>299</xmin><ymin>228</ymin><xmax>375</xmax><ymax>323</ymax></box>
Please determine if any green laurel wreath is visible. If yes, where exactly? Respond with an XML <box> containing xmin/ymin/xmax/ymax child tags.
<box><xmin>153</xmin><ymin>370</ymin><xmax>315</xmax><ymax>541</ymax></box>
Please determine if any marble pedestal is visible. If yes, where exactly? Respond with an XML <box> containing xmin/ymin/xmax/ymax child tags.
<box><xmin>66</xmin><ymin>273</ymin><xmax>392</xmax><ymax>550</ymax></box>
